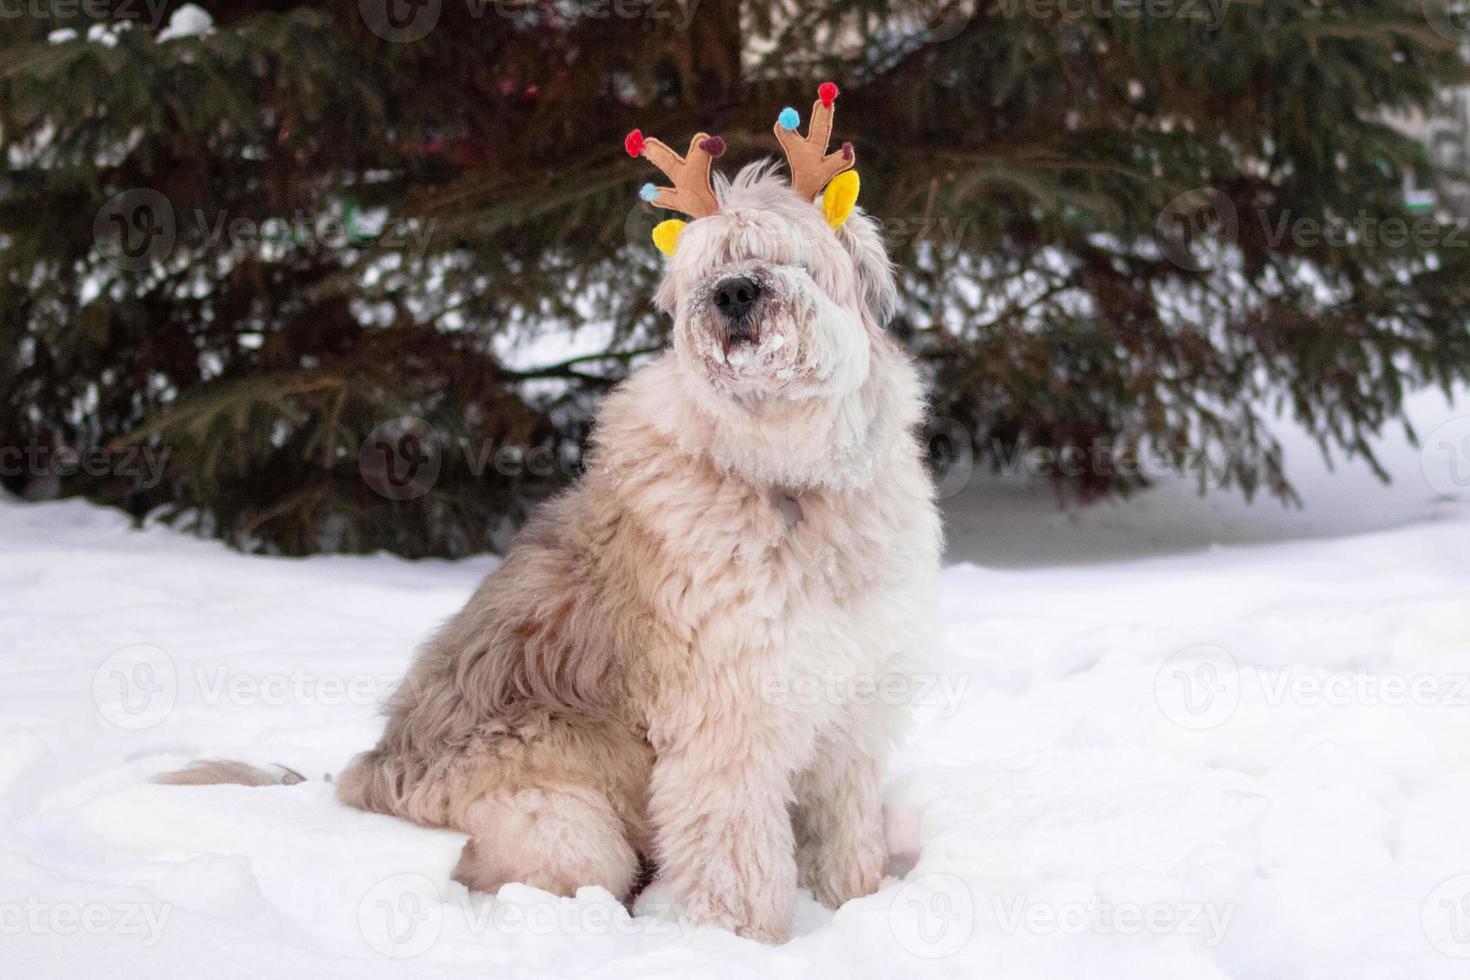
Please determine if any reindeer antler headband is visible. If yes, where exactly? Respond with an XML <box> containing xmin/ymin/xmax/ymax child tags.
<box><xmin>624</xmin><ymin>81</ymin><xmax>862</xmax><ymax>255</ymax></box>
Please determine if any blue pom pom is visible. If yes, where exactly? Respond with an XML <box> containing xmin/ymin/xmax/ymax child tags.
<box><xmin>777</xmin><ymin>107</ymin><xmax>800</xmax><ymax>131</ymax></box>
<box><xmin>639</xmin><ymin>183</ymin><xmax>658</xmax><ymax>202</ymax></box>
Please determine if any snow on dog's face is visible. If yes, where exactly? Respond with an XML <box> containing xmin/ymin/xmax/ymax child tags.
<box><xmin>655</xmin><ymin>164</ymin><xmax>896</xmax><ymax>403</ymax></box>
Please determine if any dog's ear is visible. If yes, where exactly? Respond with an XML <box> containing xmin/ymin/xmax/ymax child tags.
<box><xmin>835</xmin><ymin>205</ymin><xmax>897</xmax><ymax>329</ymax></box>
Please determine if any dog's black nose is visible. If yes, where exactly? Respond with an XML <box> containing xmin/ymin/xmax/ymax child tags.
<box><xmin>712</xmin><ymin>276</ymin><xmax>760</xmax><ymax>322</ymax></box>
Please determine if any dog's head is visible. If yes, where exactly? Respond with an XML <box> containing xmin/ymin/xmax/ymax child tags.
<box><xmin>654</xmin><ymin>166</ymin><xmax>895</xmax><ymax>401</ymax></box>
<box><xmin>629</xmin><ymin>84</ymin><xmax>896</xmax><ymax>405</ymax></box>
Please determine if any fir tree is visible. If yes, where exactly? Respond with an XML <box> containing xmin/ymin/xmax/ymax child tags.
<box><xmin>2</xmin><ymin>0</ymin><xmax>1467</xmax><ymax>555</ymax></box>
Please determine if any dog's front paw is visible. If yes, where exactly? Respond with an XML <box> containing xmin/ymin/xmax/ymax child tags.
<box><xmin>647</xmin><ymin>865</ymin><xmax>794</xmax><ymax>943</ymax></box>
<box><xmin>637</xmin><ymin>882</ymin><xmax>792</xmax><ymax>942</ymax></box>
<box><xmin>798</xmin><ymin>833</ymin><xmax>885</xmax><ymax>909</ymax></box>
<box><xmin>683</xmin><ymin>888</ymin><xmax>791</xmax><ymax>944</ymax></box>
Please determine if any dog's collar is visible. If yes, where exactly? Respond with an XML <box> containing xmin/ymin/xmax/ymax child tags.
<box><xmin>776</xmin><ymin>491</ymin><xmax>803</xmax><ymax>529</ymax></box>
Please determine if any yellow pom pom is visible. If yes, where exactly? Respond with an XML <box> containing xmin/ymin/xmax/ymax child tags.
<box><xmin>821</xmin><ymin>170</ymin><xmax>860</xmax><ymax>230</ymax></box>
<box><xmin>651</xmin><ymin>219</ymin><xmax>686</xmax><ymax>255</ymax></box>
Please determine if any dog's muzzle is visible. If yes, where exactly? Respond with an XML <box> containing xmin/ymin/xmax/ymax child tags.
<box><xmin>712</xmin><ymin>276</ymin><xmax>761</xmax><ymax>349</ymax></box>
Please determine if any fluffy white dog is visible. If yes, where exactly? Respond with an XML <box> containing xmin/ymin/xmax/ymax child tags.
<box><xmin>169</xmin><ymin>89</ymin><xmax>941</xmax><ymax>943</ymax></box>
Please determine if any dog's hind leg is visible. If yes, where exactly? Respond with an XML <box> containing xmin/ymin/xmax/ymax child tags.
<box><xmin>341</xmin><ymin>706</ymin><xmax>653</xmax><ymax>901</ymax></box>
<box><xmin>451</xmin><ymin>784</ymin><xmax>639</xmax><ymax>899</ymax></box>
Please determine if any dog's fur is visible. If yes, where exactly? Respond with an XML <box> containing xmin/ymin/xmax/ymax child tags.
<box><xmin>176</xmin><ymin>165</ymin><xmax>940</xmax><ymax>943</ymax></box>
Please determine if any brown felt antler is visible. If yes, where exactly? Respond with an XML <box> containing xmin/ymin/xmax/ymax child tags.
<box><xmin>625</xmin><ymin>129</ymin><xmax>727</xmax><ymax>219</ymax></box>
<box><xmin>773</xmin><ymin>82</ymin><xmax>855</xmax><ymax>202</ymax></box>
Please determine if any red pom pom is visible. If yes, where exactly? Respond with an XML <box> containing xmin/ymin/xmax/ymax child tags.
<box><xmin>624</xmin><ymin>130</ymin><xmax>645</xmax><ymax>158</ymax></box>
<box><xmin>817</xmin><ymin>82</ymin><xmax>838</xmax><ymax>108</ymax></box>
<box><xmin>699</xmin><ymin>135</ymin><xmax>727</xmax><ymax>157</ymax></box>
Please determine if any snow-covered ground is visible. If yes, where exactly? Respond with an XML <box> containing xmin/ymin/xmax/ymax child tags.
<box><xmin>4</xmin><ymin>389</ymin><xmax>1470</xmax><ymax>979</ymax></box>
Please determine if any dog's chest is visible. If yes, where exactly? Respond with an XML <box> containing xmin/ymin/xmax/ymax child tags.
<box><xmin>715</xmin><ymin>484</ymin><xmax>879</xmax><ymax>615</ymax></box>
<box><xmin>620</xmin><ymin>457</ymin><xmax>907</xmax><ymax>653</ymax></box>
